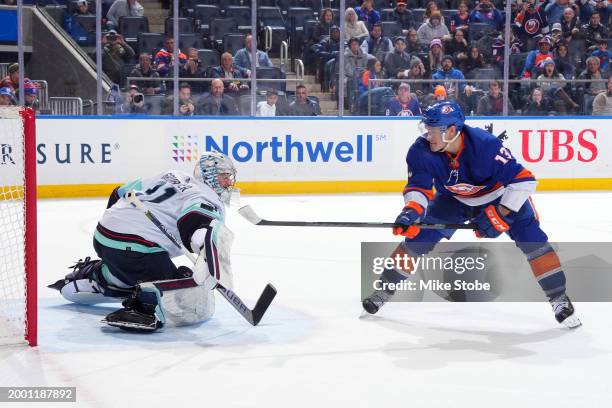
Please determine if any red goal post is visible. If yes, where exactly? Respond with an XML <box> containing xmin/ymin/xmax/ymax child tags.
<box><xmin>0</xmin><ymin>106</ymin><xmax>37</xmax><ymax>347</ymax></box>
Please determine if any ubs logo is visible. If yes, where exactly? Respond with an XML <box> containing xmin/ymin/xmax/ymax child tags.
<box><xmin>1</xmin><ymin>144</ymin><xmax>15</xmax><ymax>165</ymax></box>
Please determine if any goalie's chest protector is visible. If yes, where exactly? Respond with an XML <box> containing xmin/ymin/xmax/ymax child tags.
<box><xmin>98</xmin><ymin>170</ymin><xmax>225</xmax><ymax>257</ymax></box>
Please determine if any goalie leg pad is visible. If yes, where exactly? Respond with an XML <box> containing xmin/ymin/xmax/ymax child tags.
<box><xmin>149</xmin><ymin>278</ymin><xmax>215</xmax><ymax>326</ymax></box>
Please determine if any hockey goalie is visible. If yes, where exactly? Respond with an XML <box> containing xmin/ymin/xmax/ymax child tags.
<box><xmin>48</xmin><ymin>151</ymin><xmax>237</xmax><ymax>332</ymax></box>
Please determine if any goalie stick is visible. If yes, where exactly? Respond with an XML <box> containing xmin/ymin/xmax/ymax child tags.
<box><xmin>238</xmin><ymin>205</ymin><xmax>477</xmax><ymax>230</ymax></box>
<box><xmin>125</xmin><ymin>191</ymin><xmax>276</xmax><ymax>326</ymax></box>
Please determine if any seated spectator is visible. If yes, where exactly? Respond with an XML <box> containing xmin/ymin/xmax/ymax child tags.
<box><xmin>459</xmin><ymin>46</ymin><xmax>485</xmax><ymax>77</ymax></box>
<box><xmin>536</xmin><ymin>58</ymin><xmax>578</xmax><ymax>112</ymax></box>
<box><xmin>545</xmin><ymin>0</ymin><xmax>568</xmax><ymax>25</ymax></box>
<box><xmin>405</xmin><ymin>28</ymin><xmax>423</xmax><ymax>54</ymax></box>
<box><xmin>560</xmin><ymin>7</ymin><xmax>580</xmax><ymax>43</ymax></box>
<box><xmin>520</xmin><ymin>37</ymin><xmax>554</xmax><ymax>78</ymax></box>
<box><xmin>23</xmin><ymin>80</ymin><xmax>40</xmax><ymax>112</ymax></box>
<box><xmin>154</xmin><ymin>37</ymin><xmax>187</xmax><ymax>77</ymax></box>
<box><xmin>344</xmin><ymin>38</ymin><xmax>370</xmax><ymax>112</ymax></box>
<box><xmin>0</xmin><ymin>63</ymin><xmax>19</xmax><ymax>91</ymax></box>
<box><xmin>0</xmin><ymin>87</ymin><xmax>14</xmax><ymax>106</ymax></box>
<box><xmin>469</xmin><ymin>0</ymin><xmax>504</xmax><ymax>31</ymax></box>
<box><xmin>384</xmin><ymin>37</ymin><xmax>411</xmax><ymax>78</ymax></box>
<box><xmin>102</xmin><ymin>30</ymin><xmax>135</xmax><ymax>84</ymax></box>
<box><xmin>592</xmin><ymin>38</ymin><xmax>612</xmax><ymax>72</ymax></box>
<box><xmin>553</xmin><ymin>42</ymin><xmax>576</xmax><ymax>79</ymax></box>
<box><xmin>491</xmin><ymin>27</ymin><xmax>522</xmax><ymax>69</ymax></box>
<box><xmin>233</xmin><ymin>34</ymin><xmax>273</xmax><ymax>70</ymax></box>
<box><xmin>577</xmin><ymin>56</ymin><xmax>609</xmax><ymax>97</ymax></box>
<box><xmin>290</xmin><ymin>85</ymin><xmax>321</xmax><ymax>116</ymax></box>
<box><xmin>196</xmin><ymin>78</ymin><xmax>239</xmax><ymax>116</ymax></box>
<box><xmin>365</xmin><ymin>23</ymin><xmax>392</xmax><ymax>63</ymax></box>
<box><xmin>211</xmin><ymin>52</ymin><xmax>250</xmax><ymax>94</ymax></box>
<box><xmin>432</xmin><ymin>55</ymin><xmax>475</xmax><ymax>110</ymax></box>
<box><xmin>312</xmin><ymin>26</ymin><xmax>341</xmax><ymax>82</ymax></box>
<box><xmin>304</xmin><ymin>8</ymin><xmax>335</xmax><ymax>75</ymax></box>
<box><xmin>130</xmin><ymin>53</ymin><xmax>164</xmax><ymax>95</ymax></box>
<box><xmin>392</xmin><ymin>1</ymin><xmax>415</xmax><ymax>35</ymax></box>
<box><xmin>477</xmin><ymin>80</ymin><xmax>514</xmax><ymax>115</ymax></box>
<box><xmin>514</xmin><ymin>0</ymin><xmax>550</xmax><ymax>43</ymax></box>
<box><xmin>355</xmin><ymin>0</ymin><xmax>381</xmax><ymax>30</ymax></box>
<box><xmin>416</xmin><ymin>11</ymin><xmax>450</xmax><ymax>47</ymax></box>
<box><xmin>311</xmin><ymin>8</ymin><xmax>335</xmax><ymax>45</ymax></box>
<box><xmin>423</xmin><ymin>1</ymin><xmax>440</xmax><ymax>23</ymax></box>
<box><xmin>180</xmin><ymin>48</ymin><xmax>207</xmax><ymax>93</ymax></box>
<box><xmin>344</xmin><ymin>8</ymin><xmax>370</xmax><ymax>41</ymax></box>
<box><xmin>592</xmin><ymin>77</ymin><xmax>612</xmax><ymax>114</ymax></box>
<box><xmin>582</xmin><ymin>11</ymin><xmax>610</xmax><ymax>50</ymax></box>
<box><xmin>523</xmin><ymin>87</ymin><xmax>555</xmax><ymax>116</ymax></box>
<box><xmin>446</xmin><ymin>29</ymin><xmax>469</xmax><ymax>61</ymax></box>
<box><xmin>256</xmin><ymin>89</ymin><xmax>279</xmax><ymax>117</ymax></box>
<box><xmin>107</xmin><ymin>0</ymin><xmax>144</xmax><ymax>30</ymax></box>
<box><xmin>404</xmin><ymin>59</ymin><xmax>427</xmax><ymax>98</ymax></box>
<box><xmin>550</xmin><ymin>23</ymin><xmax>564</xmax><ymax>49</ymax></box>
<box><xmin>116</xmin><ymin>84</ymin><xmax>150</xmax><ymax>114</ymax></box>
<box><xmin>433</xmin><ymin>84</ymin><xmax>447</xmax><ymax>101</ymax></box>
<box><xmin>63</xmin><ymin>0</ymin><xmax>93</xmax><ymax>44</ymax></box>
<box><xmin>385</xmin><ymin>82</ymin><xmax>421</xmax><ymax>116</ymax></box>
<box><xmin>450</xmin><ymin>1</ymin><xmax>470</xmax><ymax>34</ymax></box>
<box><xmin>427</xmin><ymin>38</ymin><xmax>445</xmax><ymax>76</ymax></box>
<box><xmin>592</xmin><ymin>0</ymin><xmax>611</xmax><ymax>26</ymax></box>
<box><xmin>359</xmin><ymin>58</ymin><xmax>384</xmax><ymax>96</ymax></box>
<box><xmin>74</xmin><ymin>0</ymin><xmax>91</xmax><ymax>16</ymax></box>
<box><xmin>161</xmin><ymin>82</ymin><xmax>195</xmax><ymax>116</ymax></box>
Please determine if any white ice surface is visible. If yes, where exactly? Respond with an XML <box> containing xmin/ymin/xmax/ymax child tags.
<box><xmin>1</xmin><ymin>192</ymin><xmax>611</xmax><ymax>407</ymax></box>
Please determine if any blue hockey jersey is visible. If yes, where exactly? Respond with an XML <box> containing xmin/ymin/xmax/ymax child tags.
<box><xmin>402</xmin><ymin>124</ymin><xmax>536</xmax><ymax>212</ymax></box>
<box><xmin>385</xmin><ymin>97</ymin><xmax>421</xmax><ymax>117</ymax></box>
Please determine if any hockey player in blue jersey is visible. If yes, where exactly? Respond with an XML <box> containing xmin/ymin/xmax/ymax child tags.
<box><xmin>362</xmin><ymin>100</ymin><xmax>581</xmax><ymax>328</ymax></box>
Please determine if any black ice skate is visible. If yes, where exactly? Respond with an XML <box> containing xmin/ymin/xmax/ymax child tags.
<box><xmin>102</xmin><ymin>289</ymin><xmax>163</xmax><ymax>332</ymax></box>
<box><xmin>362</xmin><ymin>289</ymin><xmax>394</xmax><ymax>315</ymax></box>
<box><xmin>47</xmin><ymin>257</ymin><xmax>102</xmax><ymax>292</ymax></box>
<box><xmin>550</xmin><ymin>294</ymin><xmax>582</xmax><ymax>329</ymax></box>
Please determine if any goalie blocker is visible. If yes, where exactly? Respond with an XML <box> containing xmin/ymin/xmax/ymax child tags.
<box><xmin>48</xmin><ymin>152</ymin><xmax>239</xmax><ymax>332</ymax></box>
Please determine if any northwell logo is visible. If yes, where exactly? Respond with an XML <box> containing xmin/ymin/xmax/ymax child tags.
<box><xmin>172</xmin><ymin>134</ymin><xmax>374</xmax><ymax>163</ymax></box>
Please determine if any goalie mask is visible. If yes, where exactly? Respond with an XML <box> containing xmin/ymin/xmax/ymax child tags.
<box><xmin>194</xmin><ymin>151</ymin><xmax>237</xmax><ymax>199</ymax></box>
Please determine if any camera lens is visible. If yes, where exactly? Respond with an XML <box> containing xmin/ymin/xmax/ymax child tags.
<box><xmin>133</xmin><ymin>94</ymin><xmax>143</xmax><ymax>103</ymax></box>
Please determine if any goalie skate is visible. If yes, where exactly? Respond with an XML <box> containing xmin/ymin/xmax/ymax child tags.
<box><xmin>102</xmin><ymin>308</ymin><xmax>162</xmax><ymax>332</ymax></box>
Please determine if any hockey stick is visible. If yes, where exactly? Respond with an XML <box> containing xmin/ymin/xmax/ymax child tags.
<box><xmin>125</xmin><ymin>191</ymin><xmax>276</xmax><ymax>326</ymax></box>
<box><xmin>238</xmin><ymin>205</ymin><xmax>477</xmax><ymax>230</ymax></box>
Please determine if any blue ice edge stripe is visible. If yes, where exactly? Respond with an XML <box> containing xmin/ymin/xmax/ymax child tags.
<box><xmin>38</xmin><ymin>115</ymin><xmax>612</xmax><ymax>120</ymax></box>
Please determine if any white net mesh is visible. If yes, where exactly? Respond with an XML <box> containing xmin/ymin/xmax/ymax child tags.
<box><xmin>0</xmin><ymin>106</ymin><xmax>28</xmax><ymax>346</ymax></box>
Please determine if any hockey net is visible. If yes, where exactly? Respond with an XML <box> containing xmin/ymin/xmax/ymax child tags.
<box><xmin>0</xmin><ymin>106</ymin><xmax>36</xmax><ymax>347</ymax></box>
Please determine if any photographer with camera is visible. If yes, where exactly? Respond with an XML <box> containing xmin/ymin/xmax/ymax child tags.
<box><xmin>102</xmin><ymin>30</ymin><xmax>135</xmax><ymax>84</ymax></box>
<box><xmin>116</xmin><ymin>84</ymin><xmax>150</xmax><ymax>115</ymax></box>
<box><xmin>180</xmin><ymin>48</ymin><xmax>207</xmax><ymax>93</ymax></box>
<box><xmin>469</xmin><ymin>0</ymin><xmax>504</xmax><ymax>31</ymax></box>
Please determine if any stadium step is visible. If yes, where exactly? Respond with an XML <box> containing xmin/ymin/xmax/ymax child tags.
<box><xmin>141</xmin><ymin>0</ymin><xmax>169</xmax><ymax>34</ymax></box>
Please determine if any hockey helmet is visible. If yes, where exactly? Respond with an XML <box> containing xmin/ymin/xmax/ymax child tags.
<box><xmin>194</xmin><ymin>151</ymin><xmax>237</xmax><ymax>198</ymax></box>
<box><xmin>418</xmin><ymin>101</ymin><xmax>465</xmax><ymax>148</ymax></box>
